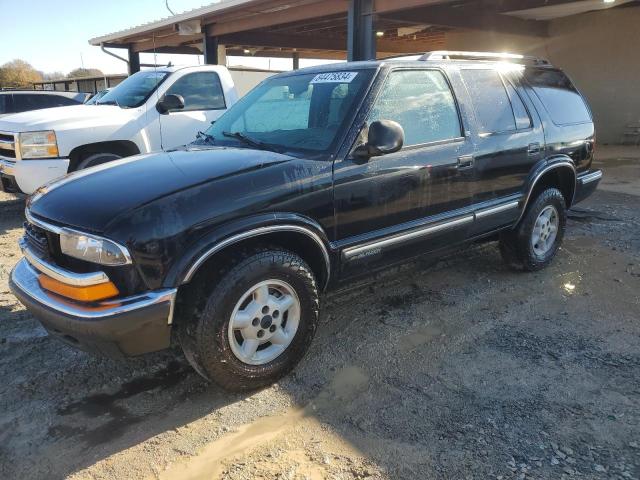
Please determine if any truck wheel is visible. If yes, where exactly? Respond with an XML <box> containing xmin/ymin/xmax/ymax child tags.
<box><xmin>499</xmin><ymin>188</ymin><xmax>567</xmax><ymax>271</ymax></box>
<box><xmin>76</xmin><ymin>152</ymin><xmax>121</xmax><ymax>170</ymax></box>
<box><xmin>178</xmin><ymin>248</ymin><xmax>319</xmax><ymax>391</ymax></box>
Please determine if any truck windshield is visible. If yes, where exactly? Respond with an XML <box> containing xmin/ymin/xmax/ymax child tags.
<box><xmin>97</xmin><ymin>70</ymin><xmax>168</xmax><ymax>108</ymax></box>
<box><xmin>206</xmin><ymin>69</ymin><xmax>375</xmax><ymax>155</ymax></box>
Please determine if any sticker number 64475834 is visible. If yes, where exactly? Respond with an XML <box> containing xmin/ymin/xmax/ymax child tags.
<box><xmin>310</xmin><ymin>72</ymin><xmax>359</xmax><ymax>84</ymax></box>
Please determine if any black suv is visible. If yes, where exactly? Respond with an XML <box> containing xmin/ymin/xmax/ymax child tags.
<box><xmin>10</xmin><ymin>51</ymin><xmax>602</xmax><ymax>390</ymax></box>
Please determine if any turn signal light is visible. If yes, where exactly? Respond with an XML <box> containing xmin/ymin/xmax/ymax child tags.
<box><xmin>38</xmin><ymin>274</ymin><xmax>119</xmax><ymax>302</ymax></box>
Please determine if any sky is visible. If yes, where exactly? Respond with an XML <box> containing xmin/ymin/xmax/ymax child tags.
<box><xmin>1</xmin><ymin>0</ymin><xmax>331</xmax><ymax>76</ymax></box>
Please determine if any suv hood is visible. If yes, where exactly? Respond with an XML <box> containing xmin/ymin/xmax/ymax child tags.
<box><xmin>0</xmin><ymin>104</ymin><xmax>131</xmax><ymax>132</ymax></box>
<box><xmin>28</xmin><ymin>147</ymin><xmax>295</xmax><ymax>232</ymax></box>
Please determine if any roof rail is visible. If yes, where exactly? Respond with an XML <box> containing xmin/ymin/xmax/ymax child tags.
<box><xmin>419</xmin><ymin>51</ymin><xmax>550</xmax><ymax>66</ymax></box>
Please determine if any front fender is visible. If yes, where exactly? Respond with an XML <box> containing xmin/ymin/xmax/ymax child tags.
<box><xmin>164</xmin><ymin>213</ymin><xmax>333</xmax><ymax>289</ymax></box>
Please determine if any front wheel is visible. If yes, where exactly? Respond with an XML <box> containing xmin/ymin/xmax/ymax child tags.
<box><xmin>76</xmin><ymin>152</ymin><xmax>122</xmax><ymax>170</ymax></box>
<box><xmin>499</xmin><ymin>188</ymin><xmax>567</xmax><ymax>271</ymax></box>
<box><xmin>178</xmin><ymin>248</ymin><xmax>319</xmax><ymax>391</ymax></box>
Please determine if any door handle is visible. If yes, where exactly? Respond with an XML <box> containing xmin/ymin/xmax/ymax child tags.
<box><xmin>457</xmin><ymin>154</ymin><xmax>474</xmax><ymax>170</ymax></box>
<box><xmin>528</xmin><ymin>142</ymin><xmax>541</xmax><ymax>155</ymax></box>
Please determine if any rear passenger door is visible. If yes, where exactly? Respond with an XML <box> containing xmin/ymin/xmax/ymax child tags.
<box><xmin>334</xmin><ymin>68</ymin><xmax>475</xmax><ymax>274</ymax></box>
<box><xmin>155</xmin><ymin>71</ymin><xmax>227</xmax><ymax>149</ymax></box>
<box><xmin>459</xmin><ymin>68</ymin><xmax>545</xmax><ymax>232</ymax></box>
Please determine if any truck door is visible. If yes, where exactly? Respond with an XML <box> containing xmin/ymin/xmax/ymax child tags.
<box><xmin>458</xmin><ymin>67</ymin><xmax>545</xmax><ymax>233</ymax></box>
<box><xmin>334</xmin><ymin>68</ymin><xmax>475</xmax><ymax>275</ymax></box>
<box><xmin>154</xmin><ymin>71</ymin><xmax>228</xmax><ymax>149</ymax></box>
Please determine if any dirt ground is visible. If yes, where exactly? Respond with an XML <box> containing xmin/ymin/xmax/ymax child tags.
<box><xmin>0</xmin><ymin>146</ymin><xmax>639</xmax><ymax>480</ymax></box>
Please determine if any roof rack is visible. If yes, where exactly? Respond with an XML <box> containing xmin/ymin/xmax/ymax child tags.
<box><xmin>419</xmin><ymin>51</ymin><xmax>550</xmax><ymax>66</ymax></box>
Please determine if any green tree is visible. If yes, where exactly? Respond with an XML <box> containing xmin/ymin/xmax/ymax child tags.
<box><xmin>0</xmin><ymin>59</ymin><xmax>43</xmax><ymax>88</ymax></box>
<box><xmin>67</xmin><ymin>68</ymin><xmax>104</xmax><ymax>79</ymax></box>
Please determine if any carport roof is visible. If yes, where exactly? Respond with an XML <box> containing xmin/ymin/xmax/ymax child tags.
<box><xmin>88</xmin><ymin>0</ymin><xmax>634</xmax><ymax>60</ymax></box>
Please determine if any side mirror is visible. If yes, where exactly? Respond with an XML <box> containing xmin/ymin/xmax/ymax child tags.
<box><xmin>354</xmin><ymin>120</ymin><xmax>404</xmax><ymax>159</ymax></box>
<box><xmin>156</xmin><ymin>94</ymin><xmax>185</xmax><ymax>114</ymax></box>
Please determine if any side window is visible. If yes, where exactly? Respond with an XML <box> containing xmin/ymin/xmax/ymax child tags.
<box><xmin>504</xmin><ymin>82</ymin><xmax>532</xmax><ymax>130</ymax></box>
<box><xmin>368</xmin><ymin>69</ymin><xmax>461</xmax><ymax>146</ymax></box>
<box><xmin>165</xmin><ymin>72</ymin><xmax>226</xmax><ymax>111</ymax></box>
<box><xmin>524</xmin><ymin>68</ymin><xmax>591</xmax><ymax>126</ymax></box>
<box><xmin>461</xmin><ymin>69</ymin><xmax>521</xmax><ymax>134</ymax></box>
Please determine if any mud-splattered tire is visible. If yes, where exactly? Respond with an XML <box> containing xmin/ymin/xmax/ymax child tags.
<box><xmin>178</xmin><ymin>248</ymin><xmax>319</xmax><ymax>391</ymax></box>
<box><xmin>499</xmin><ymin>188</ymin><xmax>567</xmax><ymax>271</ymax></box>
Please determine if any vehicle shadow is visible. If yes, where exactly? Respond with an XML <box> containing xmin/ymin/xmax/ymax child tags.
<box><xmin>0</xmin><ymin>193</ymin><xmax>25</xmax><ymax>237</ymax></box>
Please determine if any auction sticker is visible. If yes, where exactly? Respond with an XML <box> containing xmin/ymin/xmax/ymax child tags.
<box><xmin>311</xmin><ymin>72</ymin><xmax>358</xmax><ymax>84</ymax></box>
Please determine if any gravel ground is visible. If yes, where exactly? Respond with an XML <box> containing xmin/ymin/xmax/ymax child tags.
<box><xmin>0</xmin><ymin>147</ymin><xmax>639</xmax><ymax>480</ymax></box>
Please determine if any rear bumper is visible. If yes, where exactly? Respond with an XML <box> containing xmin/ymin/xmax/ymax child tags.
<box><xmin>9</xmin><ymin>258</ymin><xmax>176</xmax><ymax>358</ymax></box>
<box><xmin>574</xmin><ymin>169</ymin><xmax>602</xmax><ymax>204</ymax></box>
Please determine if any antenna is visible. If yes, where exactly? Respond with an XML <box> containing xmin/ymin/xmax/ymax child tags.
<box><xmin>153</xmin><ymin>33</ymin><xmax>165</xmax><ymax>150</ymax></box>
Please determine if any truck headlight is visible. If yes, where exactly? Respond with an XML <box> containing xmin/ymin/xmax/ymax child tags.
<box><xmin>19</xmin><ymin>131</ymin><xmax>59</xmax><ymax>159</ymax></box>
<box><xmin>60</xmin><ymin>230</ymin><xmax>131</xmax><ymax>266</ymax></box>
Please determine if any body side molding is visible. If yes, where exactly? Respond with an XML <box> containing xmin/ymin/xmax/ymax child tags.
<box><xmin>181</xmin><ymin>225</ymin><xmax>331</xmax><ymax>287</ymax></box>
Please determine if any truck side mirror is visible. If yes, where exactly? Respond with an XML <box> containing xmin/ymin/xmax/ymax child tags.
<box><xmin>156</xmin><ymin>94</ymin><xmax>185</xmax><ymax>114</ymax></box>
<box><xmin>354</xmin><ymin>120</ymin><xmax>404</xmax><ymax>159</ymax></box>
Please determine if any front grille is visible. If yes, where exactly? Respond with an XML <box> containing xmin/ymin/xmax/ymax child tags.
<box><xmin>0</xmin><ymin>133</ymin><xmax>16</xmax><ymax>159</ymax></box>
<box><xmin>24</xmin><ymin>222</ymin><xmax>51</xmax><ymax>259</ymax></box>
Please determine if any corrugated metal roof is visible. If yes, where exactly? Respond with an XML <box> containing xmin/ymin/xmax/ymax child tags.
<box><xmin>88</xmin><ymin>0</ymin><xmax>258</xmax><ymax>46</ymax></box>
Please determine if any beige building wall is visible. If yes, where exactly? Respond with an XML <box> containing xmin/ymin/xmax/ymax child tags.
<box><xmin>444</xmin><ymin>7</ymin><xmax>640</xmax><ymax>144</ymax></box>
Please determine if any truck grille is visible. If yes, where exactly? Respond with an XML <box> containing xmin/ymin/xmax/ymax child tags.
<box><xmin>23</xmin><ymin>222</ymin><xmax>51</xmax><ymax>259</ymax></box>
<box><xmin>0</xmin><ymin>132</ymin><xmax>16</xmax><ymax>159</ymax></box>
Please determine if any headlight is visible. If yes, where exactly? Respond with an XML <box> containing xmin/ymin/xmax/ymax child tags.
<box><xmin>19</xmin><ymin>131</ymin><xmax>59</xmax><ymax>159</ymax></box>
<box><xmin>60</xmin><ymin>230</ymin><xmax>131</xmax><ymax>266</ymax></box>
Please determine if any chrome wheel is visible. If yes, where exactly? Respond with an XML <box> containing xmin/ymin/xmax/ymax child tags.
<box><xmin>531</xmin><ymin>205</ymin><xmax>559</xmax><ymax>256</ymax></box>
<box><xmin>228</xmin><ymin>279</ymin><xmax>301</xmax><ymax>365</ymax></box>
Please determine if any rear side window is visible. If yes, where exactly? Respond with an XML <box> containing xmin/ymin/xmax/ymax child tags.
<box><xmin>368</xmin><ymin>69</ymin><xmax>461</xmax><ymax>146</ymax></box>
<box><xmin>165</xmin><ymin>72</ymin><xmax>226</xmax><ymax>111</ymax></box>
<box><xmin>524</xmin><ymin>69</ymin><xmax>591</xmax><ymax>125</ymax></box>
<box><xmin>461</xmin><ymin>69</ymin><xmax>523</xmax><ymax>134</ymax></box>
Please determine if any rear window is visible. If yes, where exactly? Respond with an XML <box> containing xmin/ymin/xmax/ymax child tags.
<box><xmin>525</xmin><ymin>69</ymin><xmax>591</xmax><ymax>126</ymax></box>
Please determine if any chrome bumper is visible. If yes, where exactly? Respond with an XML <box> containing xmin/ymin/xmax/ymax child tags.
<box><xmin>0</xmin><ymin>158</ymin><xmax>15</xmax><ymax>176</ymax></box>
<box><xmin>19</xmin><ymin>238</ymin><xmax>109</xmax><ymax>286</ymax></box>
<box><xmin>11</xmin><ymin>258</ymin><xmax>176</xmax><ymax>321</ymax></box>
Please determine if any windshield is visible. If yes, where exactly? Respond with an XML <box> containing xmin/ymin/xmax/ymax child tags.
<box><xmin>205</xmin><ymin>69</ymin><xmax>374</xmax><ymax>154</ymax></box>
<box><xmin>98</xmin><ymin>70</ymin><xmax>168</xmax><ymax>108</ymax></box>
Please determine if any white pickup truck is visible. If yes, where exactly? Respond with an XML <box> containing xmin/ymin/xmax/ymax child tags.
<box><xmin>0</xmin><ymin>65</ymin><xmax>269</xmax><ymax>194</ymax></box>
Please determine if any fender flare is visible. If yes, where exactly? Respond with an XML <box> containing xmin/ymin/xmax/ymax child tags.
<box><xmin>516</xmin><ymin>155</ymin><xmax>576</xmax><ymax>224</ymax></box>
<box><xmin>172</xmin><ymin>213</ymin><xmax>332</xmax><ymax>289</ymax></box>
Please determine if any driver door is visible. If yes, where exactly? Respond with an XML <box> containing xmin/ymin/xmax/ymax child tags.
<box><xmin>153</xmin><ymin>71</ymin><xmax>228</xmax><ymax>150</ymax></box>
<box><xmin>333</xmin><ymin>68</ymin><xmax>474</xmax><ymax>275</ymax></box>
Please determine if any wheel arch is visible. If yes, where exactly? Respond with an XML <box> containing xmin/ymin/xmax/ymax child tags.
<box><xmin>174</xmin><ymin>216</ymin><xmax>333</xmax><ymax>292</ymax></box>
<box><xmin>517</xmin><ymin>156</ymin><xmax>576</xmax><ymax>223</ymax></box>
<box><xmin>68</xmin><ymin>140</ymin><xmax>141</xmax><ymax>171</ymax></box>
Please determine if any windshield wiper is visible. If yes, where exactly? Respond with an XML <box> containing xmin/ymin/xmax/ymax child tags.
<box><xmin>97</xmin><ymin>99</ymin><xmax>120</xmax><ymax>107</ymax></box>
<box><xmin>222</xmin><ymin>131</ymin><xmax>282</xmax><ymax>153</ymax></box>
<box><xmin>196</xmin><ymin>131</ymin><xmax>216</xmax><ymax>145</ymax></box>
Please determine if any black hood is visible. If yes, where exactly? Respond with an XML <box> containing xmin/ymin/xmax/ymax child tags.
<box><xmin>28</xmin><ymin>147</ymin><xmax>294</xmax><ymax>233</ymax></box>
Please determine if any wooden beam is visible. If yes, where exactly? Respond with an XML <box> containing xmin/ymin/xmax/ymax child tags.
<box><xmin>132</xmin><ymin>33</ymin><xmax>202</xmax><ymax>53</ymax></box>
<box><xmin>207</xmin><ymin>0</ymin><xmax>347</xmax><ymax>36</ymax></box>
<box><xmin>382</xmin><ymin>4</ymin><xmax>549</xmax><ymax>37</ymax></box>
<box><xmin>219</xmin><ymin>30</ymin><xmax>445</xmax><ymax>54</ymax></box>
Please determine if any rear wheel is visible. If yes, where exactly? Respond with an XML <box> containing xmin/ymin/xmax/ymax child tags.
<box><xmin>178</xmin><ymin>248</ymin><xmax>319</xmax><ymax>391</ymax></box>
<box><xmin>499</xmin><ymin>188</ymin><xmax>567</xmax><ymax>271</ymax></box>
